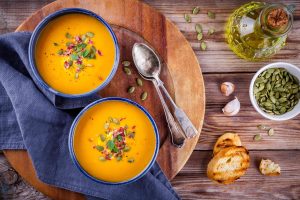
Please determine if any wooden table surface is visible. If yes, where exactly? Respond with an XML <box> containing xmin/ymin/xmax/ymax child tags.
<box><xmin>0</xmin><ymin>0</ymin><xmax>299</xmax><ymax>199</ymax></box>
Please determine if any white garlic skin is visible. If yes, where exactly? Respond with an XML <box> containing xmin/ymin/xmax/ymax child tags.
<box><xmin>222</xmin><ymin>97</ymin><xmax>240</xmax><ymax>116</ymax></box>
<box><xmin>220</xmin><ymin>82</ymin><xmax>235</xmax><ymax>96</ymax></box>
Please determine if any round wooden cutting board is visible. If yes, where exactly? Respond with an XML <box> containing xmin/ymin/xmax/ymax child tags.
<box><xmin>4</xmin><ymin>0</ymin><xmax>205</xmax><ymax>199</ymax></box>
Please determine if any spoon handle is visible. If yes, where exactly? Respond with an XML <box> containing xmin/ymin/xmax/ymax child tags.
<box><xmin>153</xmin><ymin>80</ymin><xmax>185</xmax><ymax>148</ymax></box>
<box><xmin>156</xmin><ymin>79</ymin><xmax>198</xmax><ymax>138</ymax></box>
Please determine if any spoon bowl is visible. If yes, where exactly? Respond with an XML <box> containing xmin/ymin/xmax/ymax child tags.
<box><xmin>132</xmin><ymin>43</ymin><xmax>161</xmax><ymax>79</ymax></box>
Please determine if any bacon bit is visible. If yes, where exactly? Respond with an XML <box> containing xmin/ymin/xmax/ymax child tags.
<box><xmin>75</xmin><ymin>36</ymin><xmax>82</xmax><ymax>43</ymax></box>
<box><xmin>76</xmin><ymin>59</ymin><xmax>82</xmax><ymax>65</ymax></box>
<box><xmin>76</xmin><ymin>67</ymin><xmax>81</xmax><ymax>72</ymax></box>
<box><xmin>64</xmin><ymin>61</ymin><xmax>70</xmax><ymax>69</ymax></box>
<box><xmin>67</xmin><ymin>43</ymin><xmax>75</xmax><ymax>49</ymax></box>
<box><xmin>93</xmin><ymin>145</ymin><xmax>96</xmax><ymax>149</ymax></box>
<box><xmin>98</xmin><ymin>76</ymin><xmax>103</xmax><ymax>81</ymax></box>
<box><xmin>132</xmin><ymin>125</ymin><xmax>136</xmax><ymax>129</ymax></box>
<box><xmin>97</xmin><ymin>50</ymin><xmax>102</xmax><ymax>56</ymax></box>
<box><xmin>120</xmin><ymin>117</ymin><xmax>126</xmax><ymax>121</ymax></box>
<box><xmin>88</xmin><ymin>39</ymin><xmax>93</xmax><ymax>44</ymax></box>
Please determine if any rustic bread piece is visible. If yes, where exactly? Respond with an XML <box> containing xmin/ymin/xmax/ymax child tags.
<box><xmin>213</xmin><ymin>132</ymin><xmax>242</xmax><ymax>155</ymax></box>
<box><xmin>259</xmin><ymin>159</ymin><xmax>281</xmax><ymax>176</ymax></box>
<box><xmin>207</xmin><ymin>146</ymin><xmax>250</xmax><ymax>184</ymax></box>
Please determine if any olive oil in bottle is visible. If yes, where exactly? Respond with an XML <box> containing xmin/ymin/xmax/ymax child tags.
<box><xmin>225</xmin><ymin>2</ymin><xmax>295</xmax><ymax>61</ymax></box>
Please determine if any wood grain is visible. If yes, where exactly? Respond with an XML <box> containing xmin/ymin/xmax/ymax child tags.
<box><xmin>3</xmin><ymin>0</ymin><xmax>205</xmax><ymax>199</ymax></box>
<box><xmin>0</xmin><ymin>0</ymin><xmax>300</xmax><ymax>199</ymax></box>
<box><xmin>172</xmin><ymin>150</ymin><xmax>300</xmax><ymax>200</ymax></box>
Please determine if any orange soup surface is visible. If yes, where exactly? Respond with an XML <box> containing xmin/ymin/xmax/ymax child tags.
<box><xmin>73</xmin><ymin>101</ymin><xmax>157</xmax><ymax>182</ymax></box>
<box><xmin>35</xmin><ymin>13</ymin><xmax>115</xmax><ymax>95</ymax></box>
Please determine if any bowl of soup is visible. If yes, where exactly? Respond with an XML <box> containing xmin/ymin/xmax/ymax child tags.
<box><xmin>68</xmin><ymin>97</ymin><xmax>159</xmax><ymax>184</ymax></box>
<box><xmin>29</xmin><ymin>8</ymin><xmax>119</xmax><ymax>97</ymax></box>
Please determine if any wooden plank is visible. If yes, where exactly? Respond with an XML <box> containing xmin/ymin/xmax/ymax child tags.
<box><xmin>171</xmin><ymin>150</ymin><xmax>300</xmax><ymax>200</ymax></box>
<box><xmin>196</xmin><ymin>73</ymin><xmax>300</xmax><ymax>150</ymax></box>
<box><xmin>1</xmin><ymin>0</ymin><xmax>299</xmax><ymax>73</ymax></box>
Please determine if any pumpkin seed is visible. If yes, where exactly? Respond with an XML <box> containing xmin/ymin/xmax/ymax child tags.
<box><xmin>141</xmin><ymin>91</ymin><xmax>148</xmax><ymax>101</ymax></box>
<box><xmin>123</xmin><ymin>67</ymin><xmax>131</xmax><ymax>75</ymax></box>
<box><xmin>122</xmin><ymin>61</ymin><xmax>130</xmax><ymax>67</ymax></box>
<box><xmin>192</xmin><ymin>7</ymin><xmax>200</xmax><ymax>14</ymax></box>
<box><xmin>207</xmin><ymin>11</ymin><xmax>215</xmax><ymax>19</ymax></box>
<box><xmin>184</xmin><ymin>14</ymin><xmax>191</xmax><ymax>23</ymax></box>
<box><xmin>208</xmin><ymin>28</ymin><xmax>215</xmax><ymax>35</ymax></box>
<box><xmin>136</xmin><ymin>78</ymin><xmax>143</xmax><ymax>86</ymax></box>
<box><xmin>128</xmin><ymin>86</ymin><xmax>135</xmax><ymax>93</ymax></box>
<box><xmin>197</xmin><ymin>32</ymin><xmax>203</xmax><ymax>41</ymax></box>
<box><xmin>253</xmin><ymin>134</ymin><xmax>262</xmax><ymax>141</ymax></box>
<box><xmin>268</xmin><ymin>128</ymin><xmax>274</xmax><ymax>136</ymax></box>
<box><xmin>195</xmin><ymin>24</ymin><xmax>202</xmax><ymax>33</ymax></box>
<box><xmin>257</xmin><ymin>124</ymin><xmax>270</xmax><ymax>130</ymax></box>
<box><xmin>200</xmin><ymin>41</ymin><xmax>207</xmax><ymax>50</ymax></box>
<box><xmin>254</xmin><ymin>67</ymin><xmax>300</xmax><ymax>115</ymax></box>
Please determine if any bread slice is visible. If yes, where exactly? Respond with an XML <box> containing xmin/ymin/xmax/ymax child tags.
<box><xmin>207</xmin><ymin>146</ymin><xmax>250</xmax><ymax>184</ymax></box>
<box><xmin>213</xmin><ymin>132</ymin><xmax>242</xmax><ymax>155</ymax></box>
<box><xmin>259</xmin><ymin>159</ymin><xmax>281</xmax><ymax>176</ymax></box>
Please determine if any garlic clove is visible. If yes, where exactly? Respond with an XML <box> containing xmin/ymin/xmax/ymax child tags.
<box><xmin>222</xmin><ymin>97</ymin><xmax>240</xmax><ymax>116</ymax></box>
<box><xmin>220</xmin><ymin>82</ymin><xmax>235</xmax><ymax>96</ymax></box>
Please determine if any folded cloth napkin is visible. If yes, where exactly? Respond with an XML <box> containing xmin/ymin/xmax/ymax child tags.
<box><xmin>0</xmin><ymin>32</ymin><xmax>180</xmax><ymax>200</ymax></box>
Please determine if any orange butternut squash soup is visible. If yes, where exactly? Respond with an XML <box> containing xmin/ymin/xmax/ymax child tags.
<box><xmin>73</xmin><ymin>100</ymin><xmax>157</xmax><ymax>183</ymax></box>
<box><xmin>35</xmin><ymin>13</ymin><xmax>116</xmax><ymax>95</ymax></box>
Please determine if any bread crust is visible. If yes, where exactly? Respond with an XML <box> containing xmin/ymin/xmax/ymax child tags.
<box><xmin>259</xmin><ymin>159</ymin><xmax>281</xmax><ymax>176</ymax></box>
<box><xmin>213</xmin><ymin>132</ymin><xmax>242</xmax><ymax>155</ymax></box>
<box><xmin>207</xmin><ymin>146</ymin><xmax>250</xmax><ymax>184</ymax></box>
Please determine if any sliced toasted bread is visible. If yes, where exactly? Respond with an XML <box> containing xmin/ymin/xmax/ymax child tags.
<box><xmin>213</xmin><ymin>132</ymin><xmax>242</xmax><ymax>155</ymax></box>
<box><xmin>207</xmin><ymin>146</ymin><xmax>250</xmax><ymax>184</ymax></box>
<box><xmin>259</xmin><ymin>159</ymin><xmax>281</xmax><ymax>176</ymax></box>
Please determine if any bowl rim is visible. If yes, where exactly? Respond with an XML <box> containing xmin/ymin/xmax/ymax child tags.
<box><xmin>68</xmin><ymin>97</ymin><xmax>160</xmax><ymax>185</ymax></box>
<box><xmin>249</xmin><ymin>62</ymin><xmax>300</xmax><ymax>121</ymax></box>
<box><xmin>28</xmin><ymin>8</ymin><xmax>120</xmax><ymax>98</ymax></box>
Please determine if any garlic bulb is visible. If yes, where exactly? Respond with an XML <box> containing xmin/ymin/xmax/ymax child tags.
<box><xmin>220</xmin><ymin>82</ymin><xmax>235</xmax><ymax>96</ymax></box>
<box><xmin>222</xmin><ymin>97</ymin><xmax>240</xmax><ymax>116</ymax></box>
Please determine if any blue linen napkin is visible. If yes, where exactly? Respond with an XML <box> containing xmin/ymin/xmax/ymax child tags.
<box><xmin>0</xmin><ymin>32</ymin><xmax>180</xmax><ymax>200</ymax></box>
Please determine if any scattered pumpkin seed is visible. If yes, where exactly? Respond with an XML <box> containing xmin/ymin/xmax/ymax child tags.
<box><xmin>100</xmin><ymin>134</ymin><xmax>106</xmax><ymax>142</ymax></box>
<box><xmin>184</xmin><ymin>14</ymin><xmax>191</xmax><ymax>23</ymax></box>
<box><xmin>123</xmin><ymin>67</ymin><xmax>132</xmax><ymax>75</ymax></box>
<box><xmin>192</xmin><ymin>6</ymin><xmax>200</xmax><ymax>14</ymax></box>
<box><xmin>257</xmin><ymin>124</ymin><xmax>270</xmax><ymax>130</ymax></box>
<box><xmin>128</xmin><ymin>86</ymin><xmax>135</xmax><ymax>93</ymax></box>
<box><xmin>208</xmin><ymin>28</ymin><xmax>215</xmax><ymax>35</ymax></box>
<box><xmin>207</xmin><ymin>11</ymin><xmax>215</xmax><ymax>19</ymax></box>
<box><xmin>122</xmin><ymin>61</ymin><xmax>130</xmax><ymax>67</ymax></box>
<box><xmin>116</xmin><ymin>156</ymin><xmax>122</xmax><ymax>161</ymax></box>
<box><xmin>65</xmin><ymin>32</ymin><xmax>72</xmax><ymax>39</ymax></box>
<box><xmin>200</xmin><ymin>41</ymin><xmax>207</xmax><ymax>50</ymax></box>
<box><xmin>95</xmin><ymin>145</ymin><xmax>104</xmax><ymax>151</ymax></box>
<box><xmin>197</xmin><ymin>32</ymin><xmax>203</xmax><ymax>41</ymax></box>
<box><xmin>136</xmin><ymin>78</ymin><xmax>143</xmax><ymax>86</ymax></box>
<box><xmin>195</xmin><ymin>24</ymin><xmax>202</xmax><ymax>33</ymax></box>
<box><xmin>141</xmin><ymin>91</ymin><xmax>148</xmax><ymax>101</ymax></box>
<box><xmin>268</xmin><ymin>128</ymin><xmax>274</xmax><ymax>136</ymax></box>
<box><xmin>253</xmin><ymin>134</ymin><xmax>262</xmax><ymax>141</ymax></box>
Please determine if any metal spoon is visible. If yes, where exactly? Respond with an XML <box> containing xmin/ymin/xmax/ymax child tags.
<box><xmin>132</xmin><ymin>43</ymin><xmax>198</xmax><ymax>140</ymax></box>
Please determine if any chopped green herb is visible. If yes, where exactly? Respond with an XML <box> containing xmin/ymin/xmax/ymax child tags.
<box><xmin>124</xmin><ymin>146</ymin><xmax>131</xmax><ymax>152</ymax></box>
<box><xmin>70</xmin><ymin>54</ymin><xmax>79</xmax><ymax>60</ymax></box>
<box><xmin>117</xmin><ymin>135</ymin><xmax>123</xmax><ymax>142</ymax></box>
<box><xmin>116</xmin><ymin>156</ymin><xmax>122</xmax><ymax>161</ymax></box>
<box><xmin>83</xmin><ymin>49</ymin><xmax>90</xmax><ymax>58</ymax></box>
<box><xmin>107</xmin><ymin>140</ymin><xmax>115</xmax><ymax>150</ymax></box>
